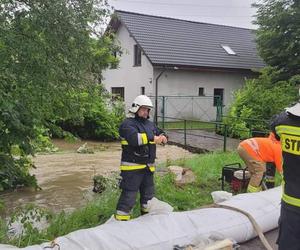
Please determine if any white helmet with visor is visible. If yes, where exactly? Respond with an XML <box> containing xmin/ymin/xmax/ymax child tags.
<box><xmin>129</xmin><ymin>95</ymin><xmax>153</xmax><ymax>113</ymax></box>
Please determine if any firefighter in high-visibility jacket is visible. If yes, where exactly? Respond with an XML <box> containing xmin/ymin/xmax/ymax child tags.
<box><xmin>115</xmin><ymin>95</ymin><xmax>167</xmax><ymax>221</ymax></box>
<box><xmin>271</xmin><ymin>102</ymin><xmax>300</xmax><ymax>250</ymax></box>
<box><xmin>237</xmin><ymin>133</ymin><xmax>282</xmax><ymax>193</ymax></box>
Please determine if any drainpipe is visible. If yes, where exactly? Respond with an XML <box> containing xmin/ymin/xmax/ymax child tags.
<box><xmin>154</xmin><ymin>68</ymin><xmax>166</xmax><ymax>125</ymax></box>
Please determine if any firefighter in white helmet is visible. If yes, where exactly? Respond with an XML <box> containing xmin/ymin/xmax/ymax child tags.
<box><xmin>115</xmin><ymin>95</ymin><xmax>168</xmax><ymax>221</ymax></box>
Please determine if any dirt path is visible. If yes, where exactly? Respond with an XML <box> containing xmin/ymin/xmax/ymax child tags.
<box><xmin>1</xmin><ymin>140</ymin><xmax>192</xmax><ymax>213</ymax></box>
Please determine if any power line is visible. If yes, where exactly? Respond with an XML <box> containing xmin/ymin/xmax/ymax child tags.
<box><xmin>111</xmin><ymin>0</ymin><xmax>254</xmax><ymax>9</ymax></box>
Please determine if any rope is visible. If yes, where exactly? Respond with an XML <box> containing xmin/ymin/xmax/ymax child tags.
<box><xmin>201</xmin><ymin>203</ymin><xmax>274</xmax><ymax>250</ymax></box>
<box><xmin>43</xmin><ymin>240</ymin><xmax>60</xmax><ymax>250</ymax></box>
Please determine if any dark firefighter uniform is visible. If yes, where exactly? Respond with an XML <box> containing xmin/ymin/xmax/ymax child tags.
<box><xmin>271</xmin><ymin>107</ymin><xmax>300</xmax><ymax>250</ymax></box>
<box><xmin>115</xmin><ymin>115</ymin><xmax>164</xmax><ymax>221</ymax></box>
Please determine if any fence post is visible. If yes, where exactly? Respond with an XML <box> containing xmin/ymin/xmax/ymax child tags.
<box><xmin>162</xmin><ymin>96</ymin><xmax>165</xmax><ymax>129</ymax></box>
<box><xmin>249</xmin><ymin>124</ymin><xmax>252</xmax><ymax>137</ymax></box>
<box><xmin>184</xmin><ymin>119</ymin><xmax>187</xmax><ymax>146</ymax></box>
<box><xmin>223</xmin><ymin>124</ymin><xmax>227</xmax><ymax>152</ymax></box>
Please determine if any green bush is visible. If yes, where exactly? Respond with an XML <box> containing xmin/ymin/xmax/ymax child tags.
<box><xmin>225</xmin><ymin>68</ymin><xmax>299</xmax><ymax>138</ymax></box>
<box><xmin>52</xmin><ymin>86</ymin><xmax>125</xmax><ymax>141</ymax></box>
<box><xmin>0</xmin><ymin>154</ymin><xmax>38</xmax><ymax>191</ymax></box>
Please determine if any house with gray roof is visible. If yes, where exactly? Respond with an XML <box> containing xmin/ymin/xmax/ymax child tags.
<box><xmin>103</xmin><ymin>10</ymin><xmax>265</xmax><ymax>121</ymax></box>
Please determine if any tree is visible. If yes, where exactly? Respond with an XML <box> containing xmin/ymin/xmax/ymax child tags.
<box><xmin>225</xmin><ymin>67</ymin><xmax>299</xmax><ymax>138</ymax></box>
<box><xmin>255</xmin><ymin>0</ymin><xmax>300</xmax><ymax>77</ymax></box>
<box><xmin>224</xmin><ymin>0</ymin><xmax>300</xmax><ymax>138</ymax></box>
<box><xmin>0</xmin><ymin>0</ymin><xmax>119</xmax><ymax>190</ymax></box>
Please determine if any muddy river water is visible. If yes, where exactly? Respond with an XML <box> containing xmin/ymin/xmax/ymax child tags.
<box><xmin>0</xmin><ymin>140</ymin><xmax>192</xmax><ymax>214</ymax></box>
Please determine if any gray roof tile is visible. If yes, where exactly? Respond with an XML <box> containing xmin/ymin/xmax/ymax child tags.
<box><xmin>115</xmin><ymin>10</ymin><xmax>265</xmax><ymax>70</ymax></box>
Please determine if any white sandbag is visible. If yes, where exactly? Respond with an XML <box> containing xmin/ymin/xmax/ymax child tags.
<box><xmin>211</xmin><ymin>191</ymin><xmax>233</xmax><ymax>203</ymax></box>
<box><xmin>1</xmin><ymin>187</ymin><xmax>281</xmax><ymax>250</ymax></box>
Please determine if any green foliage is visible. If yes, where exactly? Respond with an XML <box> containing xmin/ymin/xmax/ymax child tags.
<box><xmin>31</xmin><ymin>127</ymin><xmax>58</xmax><ymax>153</ymax></box>
<box><xmin>0</xmin><ymin>154</ymin><xmax>38</xmax><ymax>190</ymax></box>
<box><xmin>254</xmin><ymin>0</ymin><xmax>300</xmax><ymax>77</ymax></box>
<box><xmin>0</xmin><ymin>0</ymin><xmax>120</xmax><ymax>189</ymax></box>
<box><xmin>8</xmin><ymin>205</ymin><xmax>52</xmax><ymax>238</ymax></box>
<box><xmin>53</xmin><ymin>86</ymin><xmax>125</xmax><ymax>140</ymax></box>
<box><xmin>225</xmin><ymin>67</ymin><xmax>298</xmax><ymax>138</ymax></box>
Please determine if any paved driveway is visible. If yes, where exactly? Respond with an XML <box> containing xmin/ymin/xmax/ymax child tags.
<box><xmin>241</xmin><ymin>229</ymin><xmax>278</xmax><ymax>249</ymax></box>
<box><xmin>166</xmin><ymin>129</ymin><xmax>241</xmax><ymax>152</ymax></box>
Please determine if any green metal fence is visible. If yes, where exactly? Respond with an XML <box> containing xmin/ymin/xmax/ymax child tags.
<box><xmin>159</xmin><ymin>116</ymin><xmax>270</xmax><ymax>152</ymax></box>
<box><xmin>150</xmin><ymin>95</ymin><xmax>223</xmax><ymax>122</ymax></box>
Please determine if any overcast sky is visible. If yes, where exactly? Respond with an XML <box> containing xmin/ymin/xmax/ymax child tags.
<box><xmin>107</xmin><ymin>0</ymin><xmax>260</xmax><ymax>29</ymax></box>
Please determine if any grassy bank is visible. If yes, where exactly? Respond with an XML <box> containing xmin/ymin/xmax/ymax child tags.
<box><xmin>0</xmin><ymin>151</ymin><xmax>279</xmax><ymax>247</ymax></box>
<box><xmin>159</xmin><ymin>120</ymin><xmax>216</xmax><ymax>131</ymax></box>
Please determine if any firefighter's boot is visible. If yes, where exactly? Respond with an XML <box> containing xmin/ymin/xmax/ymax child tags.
<box><xmin>141</xmin><ymin>204</ymin><xmax>149</xmax><ymax>215</ymax></box>
<box><xmin>115</xmin><ymin>210</ymin><xmax>131</xmax><ymax>221</ymax></box>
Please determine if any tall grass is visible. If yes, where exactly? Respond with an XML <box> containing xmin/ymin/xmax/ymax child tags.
<box><xmin>155</xmin><ymin>151</ymin><xmax>242</xmax><ymax>210</ymax></box>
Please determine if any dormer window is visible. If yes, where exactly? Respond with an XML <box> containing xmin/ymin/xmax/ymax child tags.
<box><xmin>134</xmin><ymin>44</ymin><xmax>142</xmax><ymax>66</ymax></box>
<box><xmin>221</xmin><ymin>45</ymin><xmax>236</xmax><ymax>55</ymax></box>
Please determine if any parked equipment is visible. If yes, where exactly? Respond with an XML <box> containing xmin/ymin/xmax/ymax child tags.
<box><xmin>219</xmin><ymin>163</ymin><xmax>250</xmax><ymax>193</ymax></box>
<box><xmin>220</xmin><ymin>162</ymin><xmax>276</xmax><ymax>193</ymax></box>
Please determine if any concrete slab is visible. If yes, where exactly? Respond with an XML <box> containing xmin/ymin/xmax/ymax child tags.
<box><xmin>240</xmin><ymin>229</ymin><xmax>278</xmax><ymax>249</ymax></box>
<box><xmin>166</xmin><ymin>129</ymin><xmax>240</xmax><ymax>152</ymax></box>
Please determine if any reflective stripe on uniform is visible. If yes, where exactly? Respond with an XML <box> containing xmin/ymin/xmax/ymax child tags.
<box><xmin>265</xmin><ymin>178</ymin><xmax>275</xmax><ymax>183</ymax></box>
<box><xmin>137</xmin><ymin>133</ymin><xmax>148</xmax><ymax>145</ymax></box>
<box><xmin>276</xmin><ymin>125</ymin><xmax>300</xmax><ymax>136</ymax></box>
<box><xmin>120</xmin><ymin>162</ymin><xmax>155</xmax><ymax>171</ymax></box>
<box><xmin>283</xmin><ymin>193</ymin><xmax>300</xmax><ymax>207</ymax></box>
<box><xmin>149</xmin><ymin>166</ymin><xmax>155</xmax><ymax>172</ymax></box>
<box><xmin>245</xmin><ymin>138</ymin><xmax>261</xmax><ymax>158</ymax></box>
<box><xmin>282</xmin><ymin>180</ymin><xmax>300</xmax><ymax>207</ymax></box>
<box><xmin>121</xmin><ymin>137</ymin><xmax>154</xmax><ymax>146</ymax></box>
<box><xmin>247</xmin><ymin>184</ymin><xmax>262</xmax><ymax>193</ymax></box>
<box><xmin>120</xmin><ymin>165</ymin><xmax>147</xmax><ymax>171</ymax></box>
<box><xmin>115</xmin><ymin>214</ymin><xmax>131</xmax><ymax>221</ymax></box>
<box><xmin>141</xmin><ymin>133</ymin><xmax>148</xmax><ymax>144</ymax></box>
<box><xmin>121</xmin><ymin>140</ymin><xmax>128</xmax><ymax>145</ymax></box>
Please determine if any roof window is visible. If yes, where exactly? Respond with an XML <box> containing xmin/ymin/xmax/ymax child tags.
<box><xmin>221</xmin><ymin>45</ymin><xmax>236</xmax><ymax>55</ymax></box>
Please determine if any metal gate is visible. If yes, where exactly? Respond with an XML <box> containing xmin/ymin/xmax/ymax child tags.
<box><xmin>150</xmin><ymin>95</ymin><xmax>223</xmax><ymax>122</ymax></box>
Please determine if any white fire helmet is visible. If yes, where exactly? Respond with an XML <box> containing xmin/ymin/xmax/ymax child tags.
<box><xmin>286</xmin><ymin>85</ymin><xmax>300</xmax><ymax>117</ymax></box>
<box><xmin>286</xmin><ymin>103</ymin><xmax>300</xmax><ymax>117</ymax></box>
<box><xmin>129</xmin><ymin>95</ymin><xmax>153</xmax><ymax>113</ymax></box>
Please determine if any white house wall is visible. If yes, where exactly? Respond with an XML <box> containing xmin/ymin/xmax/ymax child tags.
<box><xmin>103</xmin><ymin>24</ymin><xmax>254</xmax><ymax>121</ymax></box>
<box><xmin>153</xmin><ymin>69</ymin><xmax>251</xmax><ymax>121</ymax></box>
<box><xmin>102</xmin><ymin>24</ymin><xmax>154</xmax><ymax>111</ymax></box>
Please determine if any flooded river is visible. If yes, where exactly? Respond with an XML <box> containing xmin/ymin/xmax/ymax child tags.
<box><xmin>1</xmin><ymin>139</ymin><xmax>192</xmax><ymax>214</ymax></box>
